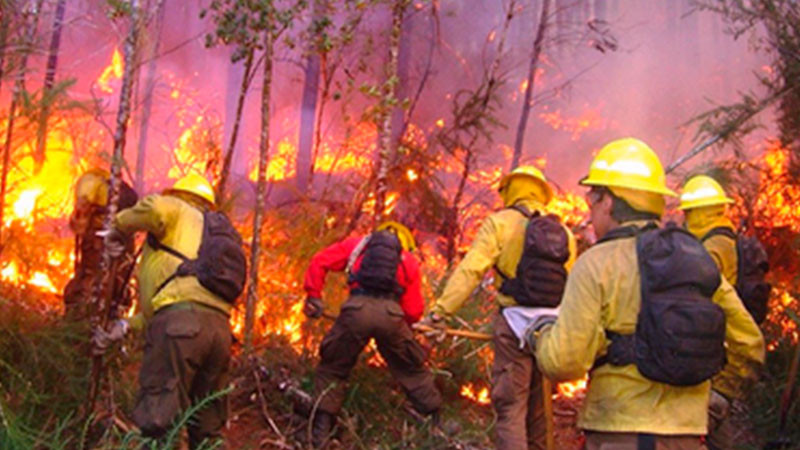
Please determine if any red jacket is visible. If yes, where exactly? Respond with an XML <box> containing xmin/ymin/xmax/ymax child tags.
<box><xmin>303</xmin><ymin>235</ymin><xmax>424</xmax><ymax>324</ymax></box>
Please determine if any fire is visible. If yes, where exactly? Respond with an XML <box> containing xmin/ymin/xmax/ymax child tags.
<box><xmin>11</xmin><ymin>188</ymin><xmax>42</xmax><ymax>220</ymax></box>
<box><xmin>460</xmin><ymin>382</ymin><xmax>491</xmax><ymax>405</ymax></box>
<box><xmin>557</xmin><ymin>376</ymin><xmax>588</xmax><ymax>399</ymax></box>
<box><xmin>538</xmin><ymin>107</ymin><xmax>607</xmax><ymax>141</ymax></box>
<box><xmin>406</xmin><ymin>168</ymin><xmax>419</xmax><ymax>182</ymax></box>
<box><xmin>97</xmin><ymin>48</ymin><xmax>124</xmax><ymax>94</ymax></box>
<box><xmin>752</xmin><ymin>141</ymin><xmax>800</xmax><ymax>233</ymax></box>
<box><xmin>365</xmin><ymin>338</ymin><xmax>387</xmax><ymax>367</ymax></box>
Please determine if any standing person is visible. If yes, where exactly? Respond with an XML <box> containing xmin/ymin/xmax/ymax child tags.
<box><xmin>93</xmin><ymin>173</ymin><xmax>246</xmax><ymax>449</ymax></box>
<box><xmin>303</xmin><ymin>221</ymin><xmax>442</xmax><ymax>448</ymax></box>
<box><xmin>63</xmin><ymin>168</ymin><xmax>138</xmax><ymax>320</ymax></box>
<box><xmin>679</xmin><ymin>174</ymin><xmax>769</xmax><ymax>450</ymax></box>
<box><xmin>527</xmin><ymin>138</ymin><xmax>765</xmax><ymax>450</ymax></box>
<box><xmin>423</xmin><ymin>166</ymin><xmax>576</xmax><ymax>450</ymax></box>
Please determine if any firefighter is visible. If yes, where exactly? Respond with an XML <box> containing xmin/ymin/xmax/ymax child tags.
<box><xmin>63</xmin><ymin>168</ymin><xmax>137</xmax><ymax>320</ymax></box>
<box><xmin>93</xmin><ymin>173</ymin><xmax>242</xmax><ymax>449</ymax></box>
<box><xmin>303</xmin><ymin>220</ymin><xmax>442</xmax><ymax>448</ymax></box>
<box><xmin>526</xmin><ymin>138</ymin><xmax>765</xmax><ymax>449</ymax></box>
<box><xmin>679</xmin><ymin>175</ymin><xmax>759</xmax><ymax>450</ymax></box>
<box><xmin>422</xmin><ymin>166</ymin><xmax>577</xmax><ymax>450</ymax></box>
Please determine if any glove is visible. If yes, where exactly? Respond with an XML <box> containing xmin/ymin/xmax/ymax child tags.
<box><xmin>414</xmin><ymin>312</ymin><xmax>448</xmax><ymax>341</ymax></box>
<box><xmin>303</xmin><ymin>296</ymin><xmax>324</xmax><ymax>319</ymax></box>
<box><xmin>98</xmin><ymin>227</ymin><xmax>127</xmax><ymax>258</ymax></box>
<box><xmin>92</xmin><ymin>319</ymin><xmax>129</xmax><ymax>356</ymax></box>
<box><xmin>517</xmin><ymin>307</ymin><xmax>559</xmax><ymax>352</ymax></box>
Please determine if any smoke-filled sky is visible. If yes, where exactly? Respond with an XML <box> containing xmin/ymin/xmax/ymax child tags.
<box><xmin>9</xmin><ymin>0</ymin><xmax>771</xmax><ymax>196</ymax></box>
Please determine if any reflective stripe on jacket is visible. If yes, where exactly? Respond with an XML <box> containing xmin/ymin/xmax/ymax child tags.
<box><xmin>114</xmin><ymin>194</ymin><xmax>232</xmax><ymax>329</ymax></box>
<box><xmin>433</xmin><ymin>198</ymin><xmax>576</xmax><ymax>315</ymax></box>
<box><xmin>534</xmin><ymin>221</ymin><xmax>764</xmax><ymax>435</ymax></box>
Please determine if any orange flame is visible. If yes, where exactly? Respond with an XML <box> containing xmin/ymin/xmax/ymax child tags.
<box><xmin>460</xmin><ymin>382</ymin><xmax>491</xmax><ymax>405</ymax></box>
<box><xmin>97</xmin><ymin>48</ymin><xmax>124</xmax><ymax>94</ymax></box>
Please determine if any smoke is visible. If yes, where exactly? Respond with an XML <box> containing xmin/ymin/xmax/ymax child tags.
<box><xmin>3</xmin><ymin>0</ymin><xmax>771</xmax><ymax>197</ymax></box>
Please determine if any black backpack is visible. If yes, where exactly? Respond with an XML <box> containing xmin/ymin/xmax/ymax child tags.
<box><xmin>495</xmin><ymin>206</ymin><xmax>569</xmax><ymax>307</ymax></box>
<box><xmin>347</xmin><ymin>230</ymin><xmax>404</xmax><ymax>297</ymax></box>
<box><xmin>702</xmin><ymin>227</ymin><xmax>771</xmax><ymax>324</ymax></box>
<box><xmin>596</xmin><ymin>223</ymin><xmax>727</xmax><ymax>386</ymax></box>
<box><xmin>148</xmin><ymin>210</ymin><xmax>247</xmax><ymax>304</ymax></box>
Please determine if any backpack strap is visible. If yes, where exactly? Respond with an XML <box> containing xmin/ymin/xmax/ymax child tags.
<box><xmin>701</xmin><ymin>226</ymin><xmax>737</xmax><ymax>243</ymax></box>
<box><xmin>596</xmin><ymin>222</ymin><xmax>658</xmax><ymax>244</ymax></box>
<box><xmin>146</xmin><ymin>233</ymin><xmax>191</xmax><ymax>298</ymax></box>
<box><xmin>346</xmin><ymin>235</ymin><xmax>372</xmax><ymax>277</ymax></box>
<box><xmin>591</xmin><ymin>222</ymin><xmax>658</xmax><ymax>371</ymax></box>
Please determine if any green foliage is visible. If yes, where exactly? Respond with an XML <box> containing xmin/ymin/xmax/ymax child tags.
<box><xmin>202</xmin><ymin>0</ymin><xmax>308</xmax><ymax>63</ymax></box>
<box><xmin>691</xmin><ymin>0</ymin><xmax>800</xmax><ymax>154</ymax></box>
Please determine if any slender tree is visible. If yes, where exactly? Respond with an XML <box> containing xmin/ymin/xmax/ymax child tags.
<box><xmin>246</xmin><ymin>21</ymin><xmax>274</xmax><ymax>353</ymax></box>
<box><xmin>511</xmin><ymin>0</ymin><xmax>551</xmax><ymax>170</ymax></box>
<box><xmin>135</xmin><ymin>0</ymin><xmax>166</xmax><ymax>193</ymax></box>
<box><xmin>203</xmin><ymin>0</ymin><xmax>306</xmax><ymax>351</ymax></box>
<box><xmin>373</xmin><ymin>0</ymin><xmax>410</xmax><ymax>219</ymax></box>
<box><xmin>85</xmin><ymin>0</ymin><xmax>142</xmax><ymax>424</ymax></box>
<box><xmin>295</xmin><ymin>0</ymin><xmax>324</xmax><ymax>195</ymax></box>
<box><xmin>33</xmin><ymin>0</ymin><xmax>68</xmax><ymax>173</ymax></box>
<box><xmin>0</xmin><ymin>1</ymin><xmax>12</xmax><ymax>96</ymax></box>
<box><xmin>217</xmin><ymin>47</ymin><xmax>254</xmax><ymax>200</ymax></box>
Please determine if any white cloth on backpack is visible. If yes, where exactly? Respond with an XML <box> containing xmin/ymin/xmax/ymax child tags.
<box><xmin>502</xmin><ymin>306</ymin><xmax>560</xmax><ymax>349</ymax></box>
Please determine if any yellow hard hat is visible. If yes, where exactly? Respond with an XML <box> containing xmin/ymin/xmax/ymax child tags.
<box><xmin>678</xmin><ymin>175</ymin><xmax>734</xmax><ymax>210</ymax></box>
<box><xmin>498</xmin><ymin>165</ymin><xmax>554</xmax><ymax>204</ymax></box>
<box><xmin>376</xmin><ymin>221</ymin><xmax>416</xmax><ymax>252</ymax></box>
<box><xmin>75</xmin><ymin>168</ymin><xmax>110</xmax><ymax>206</ymax></box>
<box><xmin>580</xmin><ymin>138</ymin><xmax>676</xmax><ymax>197</ymax></box>
<box><xmin>168</xmin><ymin>173</ymin><xmax>216</xmax><ymax>205</ymax></box>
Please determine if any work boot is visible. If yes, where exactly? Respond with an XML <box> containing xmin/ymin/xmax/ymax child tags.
<box><xmin>310</xmin><ymin>411</ymin><xmax>334</xmax><ymax>448</ymax></box>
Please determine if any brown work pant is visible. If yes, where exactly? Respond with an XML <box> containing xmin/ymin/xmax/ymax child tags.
<box><xmin>492</xmin><ymin>312</ymin><xmax>546</xmax><ymax>450</ymax></box>
<box><xmin>584</xmin><ymin>431</ymin><xmax>707</xmax><ymax>450</ymax></box>
<box><xmin>491</xmin><ymin>313</ymin><xmax>547</xmax><ymax>450</ymax></box>
<box><xmin>132</xmin><ymin>302</ymin><xmax>232</xmax><ymax>449</ymax></box>
<box><xmin>706</xmin><ymin>390</ymin><xmax>733</xmax><ymax>450</ymax></box>
<box><xmin>314</xmin><ymin>295</ymin><xmax>442</xmax><ymax>416</ymax></box>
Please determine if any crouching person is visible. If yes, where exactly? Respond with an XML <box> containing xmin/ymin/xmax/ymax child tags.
<box><xmin>93</xmin><ymin>173</ymin><xmax>246</xmax><ymax>449</ymax></box>
<box><xmin>525</xmin><ymin>139</ymin><xmax>764</xmax><ymax>449</ymax></box>
<box><xmin>302</xmin><ymin>221</ymin><xmax>442</xmax><ymax>448</ymax></box>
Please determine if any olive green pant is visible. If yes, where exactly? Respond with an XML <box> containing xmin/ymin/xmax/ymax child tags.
<box><xmin>706</xmin><ymin>390</ymin><xmax>734</xmax><ymax>450</ymax></box>
<box><xmin>583</xmin><ymin>432</ymin><xmax>707</xmax><ymax>450</ymax></box>
<box><xmin>492</xmin><ymin>312</ymin><xmax>547</xmax><ymax>450</ymax></box>
<box><xmin>132</xmin><ymin>302</ymin><xmax>232</xmax><ymax>449</ymax></box>
<box><xmin>313</xmin><ymin>295</ymin><xmax>442</xmax><ymax>416</ymax></box>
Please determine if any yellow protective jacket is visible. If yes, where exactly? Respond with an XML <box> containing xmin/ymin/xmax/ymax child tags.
<box><xmin>114</xmin><ymin>194</ymin><xmax>232</xmax><ymax>330</ymax></box>
<box><xmin>432</xmin><ymin>198</ymin><xmax>576</xmax><ymax>315</ymax></box>
<box><xmin>535</xmin><ymin>221</ymin><xmax>764</xmax><ymax>435</ymax></box>
<box><xmin>687</xmin><ymin>213</ymin><xmax>748</xmax><ymax>399</ymax></box>
<box><xmin>687</xmin><ymin>212</ymin><xmax>738</xmax><ymax>285</ymax></box>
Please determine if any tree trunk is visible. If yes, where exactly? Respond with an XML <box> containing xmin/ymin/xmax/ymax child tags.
<box><xmin>245</xmin><ymin>29</ymin><xmax>274</xmax><ymax>353</ymax></box>
<box><xmin>135</xmin><ymin>0</ymin><xmax>166</xmax><ymax>193</ymax></box>
<box><xmin>511</xmin><ymin>0</ymin><xmax>550</xmax><ymax>170</ymax></box>
<box><xmin>295</xmin><ymin>0</ymin><xmax>322</xmax><ymax>196</ymax></box>
<box><xmin>218</xmin><ymin>47</ymin><xmax>254</xmax><ymax>200</ymax></box>
<box><xmin>33</xmin><ymin>0</ymin><xmax>68</xmax><ymax>173</ymax></box>
<box><xmin>0</xmin><ymin>0</ymin><xmax>44</xmax><ymax>246</ymax></box>
<box><xmin>296</xmin><ymin>51</ymin><xmax>319</xmax><ymax>196</ymax></box>
<box><xmin>84</xmin><ymin>0</ymin><xmax>141</xmax><ymax>420</ymax></box>
<box><xmin>373</xmin><ymin>0</ymin><xmax>409</xmax><ymax>220</ymax></box>
<box><xmin>0</xmin><ymin>8</ymin><xmax>10</xmax><ymax>96</ymax></box>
